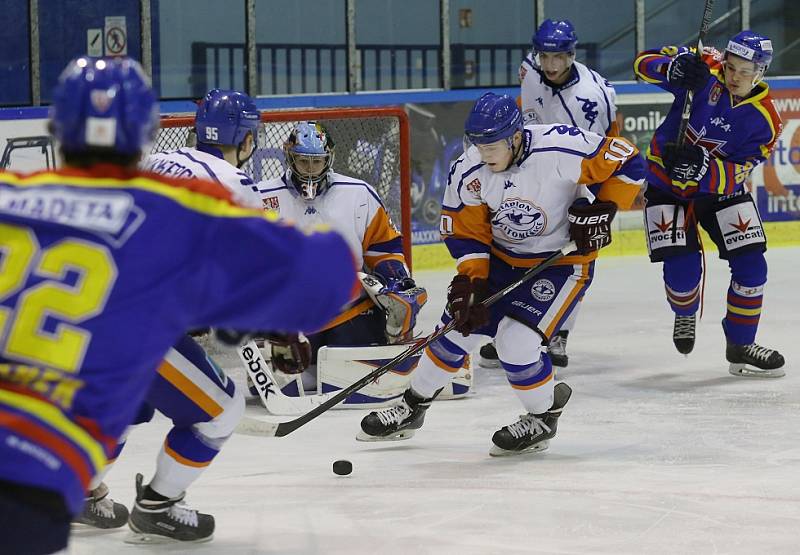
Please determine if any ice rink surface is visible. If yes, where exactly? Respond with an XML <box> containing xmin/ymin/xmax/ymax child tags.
<box><xmin>71</xmin><ymin>248</ymin><xmax>799</xmax><ymax>555</ymax></box>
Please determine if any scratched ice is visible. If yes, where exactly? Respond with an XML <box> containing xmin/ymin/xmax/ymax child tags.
<box><xmin>71</xmin><ymin>248</ymin><xmax>800</xmax><ymax>555</ymax></box>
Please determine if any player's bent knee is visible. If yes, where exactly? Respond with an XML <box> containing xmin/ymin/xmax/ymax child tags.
<box><xmin>729</xmin><ymin>250</ymin><xmax>767</xmax><ymax>286</ymax></box>
<box><xmin>495</xmin><ymin>318</ymin><xmax>545</xmax><ymax>366</ymax></box>
<box><xmin>193</xmin><ymin>383</ymin><xmax>245</xmax><ymax>442</ymax></box>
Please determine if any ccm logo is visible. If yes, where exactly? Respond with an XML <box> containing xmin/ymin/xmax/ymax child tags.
<box><xmin>568</xmin><ymin>213</ymin><xmax>610</xmax><ymax>225</ymax></box>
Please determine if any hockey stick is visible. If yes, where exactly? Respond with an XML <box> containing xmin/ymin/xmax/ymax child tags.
<box><xmin>236</xmin><ymin>241</ymin><xmax>577</xmax><ymax>438</ymax></box>
<box><xmin>676</xmin><ymin>0</ymin><xmax>715</xmax><ymax>146</ymax></box>
<box><xmin>238</xmin><ymin>340</ymin><xmax>334</xmax><ymax>415</ymax></box>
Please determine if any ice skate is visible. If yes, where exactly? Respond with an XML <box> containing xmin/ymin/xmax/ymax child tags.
<box><xmin>73</xmin><ymin>482</ymin><xmax>129</xmax><ymax>529</ymax></box>
<box><xmin>673</xmin><ymin>314</ymin><xmax>696</xmax><ymax>355</ymax></box>
<box><xmin>126</xmin><ymin>473</ymin><xmax>214</xmax><ymax>544</ymax></box>
<box><xmin>478</xmin><ymin>342</ymin><xmax>501</xmax><ymax>369</ymax></box>
<box><xmin>490</xmin><ymin>382</ymin><xmax>572</xmax><ymax>457</ymax></box>
<box><xmin>727</xmin><ymin>341</ymin><xmax>785</xmax><ymax>378</ymax></box>
<box><xmin>548</xmin><ymin>330</ymin><xmax>569</xmax><ymax>367</ymax></box>
<box><xmin>357</xmin><ymin>388</ymin><xmax>435</xmax><ymax>441</ymax></box>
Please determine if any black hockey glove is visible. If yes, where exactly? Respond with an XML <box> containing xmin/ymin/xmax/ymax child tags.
<box><xmin>568</xmin><ymin>199</ymin><xmax>617</xmax><ymax>255</ymax></box>
<box><xmin>662</xmin><ymin>142</ymin><xmax>710</xmax><ymax>184</ymax></box>
<box><xmin>666</xmin><ymin>51</ymin><xmax>710</xmax><ymax>93</ymax></box>
<box><xmin>446</xmin><ymin>275</ymin><xmax>489</xmax><ymax>336</ymax></box>
<box><xmin>268</xmin><ymin>333</ymin><xmax>312</xmax><ymax>375</ymax></box>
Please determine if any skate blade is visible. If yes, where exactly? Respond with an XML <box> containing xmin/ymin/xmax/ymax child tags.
<box><xmin>489</xmin><ymin>439</ymin><xmax>550</xmax><ymax>457</ymax></box>
<box><xmin>477</xmin><ymin>357</ymin><xmax>501</xmax><ymax>369</ymax></box>
<box><xmin>124</xmin><ymin>531</ymin><xmax>214</xmax><ymax>545</ymax></box>
<box><xmin>728</xmin><ymin>363</ymin><xmax>785</xmax><ymax>378</ymax></box>
<box><xmin>355</xmin><ymin>429</ymin><xmax>416</xmax><ymax>442</ymax></box>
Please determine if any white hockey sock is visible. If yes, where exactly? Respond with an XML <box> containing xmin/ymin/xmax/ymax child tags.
<box><xmin>149</xmin><ymin>445</ymin><xmax>206</xmax><ymax>499</ymax></box>
<box><xmin>511</xmin><ymin>379</ymin><xmax>554</xmax><ymax>415</ymax></box>
<box><xmin>410</xmin><ymin>348</ymin><xmax>459</xmax><ymax>399</ymax></box>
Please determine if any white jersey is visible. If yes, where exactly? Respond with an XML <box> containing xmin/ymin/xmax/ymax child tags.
<box><xmin>519</xmin><ymin>55</ymin><xmax>618</xmax><ymax>136</ymax></box>
<box><xmin>257</xmin><ymin>171</ymin><xmax>404</xmax><ymax>272</ymax></box>
<box><xmin>441</xmin><ymin>124</ymin><xmax>643</xmax><ymax>278</ymax></box>
<box><xmin>143</xmin><ymin>146</ymin><xmax>262</xmax><ymax>208</ymax></box>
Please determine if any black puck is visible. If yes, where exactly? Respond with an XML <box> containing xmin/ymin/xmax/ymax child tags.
<box><xmin>332</xmin><ymin>460</ymin><xmax>352</xmax><ymax>476</ymax></box>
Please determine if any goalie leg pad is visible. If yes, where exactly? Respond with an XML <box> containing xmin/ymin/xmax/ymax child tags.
<box><xmin>316</xmin><ymin>344</ymin><xmax>472</xmax><ymax>409</ymax></box>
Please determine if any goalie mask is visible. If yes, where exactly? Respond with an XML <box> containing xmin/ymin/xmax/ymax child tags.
<box><xmin>284</xmin><ymin>121</ymin><xmax>335</xmax><ymax>200</ymax></box>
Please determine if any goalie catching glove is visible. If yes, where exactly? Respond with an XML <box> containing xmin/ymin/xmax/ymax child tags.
<box><xmin>359</xmin><ymin>274</ymin><xmax>428</xmax><ymax>343</ymax></box>
<box><xmin>567</xmin><ymin>199</ymin><xmax>618</xmax><ymax>255</ymax></box>
<box><xmin>266</xmin><ymin>332</ymin><xmax>312</xmax><ymax>374</ymax></box>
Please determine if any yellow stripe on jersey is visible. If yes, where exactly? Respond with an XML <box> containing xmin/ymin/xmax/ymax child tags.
<box><xmin>2</xmin><ymin>172</ymin><xmax>279</xmax><ymax>223</ymax></box>
<box><xmin>0</xmin><ymin>388</ymin><xmax>106</xmax><ymax>472</ymax></box>
<box><xmin>633</xmin><ymin>52</ymin><xmax>664</xmax><ymax>84</ymax></box>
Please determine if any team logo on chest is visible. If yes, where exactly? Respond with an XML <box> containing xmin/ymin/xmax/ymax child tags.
<box><xmin>491</xmin><ymin>198</ymin><xmax>546</xmax><ymax>240</ymax></box>
<box><xmin>708</xmin><ymin>82</ymin><xmax>723</xmax><ymax>106</ymax></box>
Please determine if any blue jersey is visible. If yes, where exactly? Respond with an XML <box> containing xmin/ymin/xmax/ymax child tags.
<box><xmin>634</xmin><ymin>46</ymin><xmax>782</xmax><ymax>198</ymax></box>
<box><xmin>0</xmin><ymin>165</ymin><xmax>356</xmax><ymax>514</ymax></box>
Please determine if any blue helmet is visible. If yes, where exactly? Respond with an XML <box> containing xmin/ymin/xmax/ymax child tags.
<box><xmin>49</xmin><ymin>57</ymin><xmax>158</xmax><ymax>155</ymax></box>
<box><xmin>284</xmin><ymin>121</ymin><xmax>335</xmax><ymax>200</ymax></box>
<box><xmin>464</xmin><ymin>92</ymin><xmax>523</xmax><ymax>146</ymax></box>
<box><xmin>532</xmin><ymin>19</ymin><xmax>578</xmax><ymax>53</ymax></box>
<box><xmin>195</xmin><ymin>89</ymin><xmax>260</xmax><ymax>146</ymax></box>
<box><xmin>725</xmin><ymin>30</ymin><xmax>773</xmax><ymax>71</ymax></box>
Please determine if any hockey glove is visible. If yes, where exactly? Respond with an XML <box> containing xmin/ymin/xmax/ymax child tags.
<box><xmin>666</xmin><ymin>51</ymin><xmax>710</xmax><ymax>93</ymax></box>
<box><xmin>268</xmin><ymin>333</ymin><xmax>312</xmax><ymax>374</ymax></box>
<box><xmin>662</xmin><ymin>143</ymin><xmax>710</xmax><ymax>185</ymax></box>
<box><xmin>379</xmin><ymin>277</ymin><xmax>428</xmax><ymax>343</ymax></box>
<box><xmin>447</xmin><ymin>275</ymin><xmax>490</xmax><ymax>336</ymax></box>
<box><xmin>568</xmin><ymin>199</ymin><xmax>618</xmax><ymax>255</ymax></box>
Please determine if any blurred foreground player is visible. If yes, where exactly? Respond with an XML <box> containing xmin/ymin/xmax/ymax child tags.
<box><xmin>0</xmin><ymin>57</ymin><xmax>356</xmax><ymax>554</ymax></box>
<box><xmin>634</xmin><ymin>31</ymin><xmax>785</xmax><ymax>377</ymax></box>
<box><xmin>357</xmin><ymin>93</ymin><xmax>644</xmax><ymax>455</ymax></box>
<box><xmin>74</xmin><ymin>88</ymin><xmax>270</xmax><ymax>543</ymax></box>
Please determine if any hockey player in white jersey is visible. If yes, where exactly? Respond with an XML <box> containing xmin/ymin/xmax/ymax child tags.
<box><xmin>255</xmin><ymin>122</ymin><xmax>427</xmax><ymax>391</ymax></box>
<box><xmin>144</xmin><ymin>88</ymin><xmax>262</xmax><ymax>207</ymax></box>
<box><xmin>480</xmin><ymin>19</ymin><xmax>620</xmax><ymax>369</ymax></box>
<box><xmin>75</xmin><ymin>89</ymin><xmax>263</xmax><ymax>542</ymax></box>
<box><xmin>358</xmin><ymin>93</ymin><xmax>644</xmax><ymax>455</ymax></box>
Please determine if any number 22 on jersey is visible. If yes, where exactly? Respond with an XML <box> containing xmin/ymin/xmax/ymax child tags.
<box><xmin>0</xmin><ymin>223</ymin><xmax>118</xmax><ymax>372</ymax></box>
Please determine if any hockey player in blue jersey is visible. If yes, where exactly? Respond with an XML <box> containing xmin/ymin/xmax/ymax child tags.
<box><xmin>0</xmin><ymin>57</ymin><xmax>357</xmax><ymax>555</ymax></box>
<box><xmin>73</xmin><ymin>89</ymin><xmax>273</xmax><ymax>542</ymax></box>
<box><xmin>634</xmin><ymin>31</ymin><xmax>785</xmax><ymax>377</ymax></box>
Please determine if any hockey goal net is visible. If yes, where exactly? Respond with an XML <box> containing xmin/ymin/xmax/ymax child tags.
<box><xmin>154</xmin><ymin>107</ymin><xmax>412</xmax><ymax>268</ymax></box>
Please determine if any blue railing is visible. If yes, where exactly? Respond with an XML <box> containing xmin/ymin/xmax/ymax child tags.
<box><xmin>188</xmin><ymin>42</ymin><xmax>599</xmax><ymax>98</ymax></box>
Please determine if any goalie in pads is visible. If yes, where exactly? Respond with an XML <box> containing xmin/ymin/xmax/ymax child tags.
<box><xmin>253</xmin><ymin>122</ymin><xmax>468</xmax><ymax>407</ymax></box>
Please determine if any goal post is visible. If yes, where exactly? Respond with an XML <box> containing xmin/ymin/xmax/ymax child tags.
<box><xmin>155</xmin><ymin>107</ymin><xmax>413</xmax><ymax>270</ymax></box>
